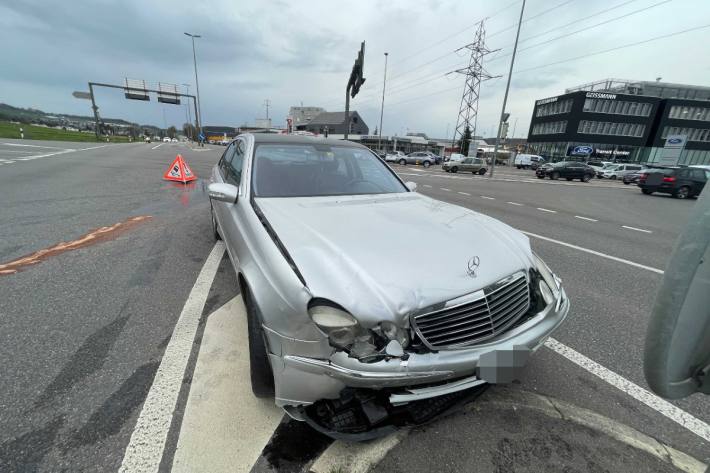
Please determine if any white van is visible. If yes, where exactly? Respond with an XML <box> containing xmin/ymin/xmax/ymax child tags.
<box><xmin>514</xmin><ymin>154</ymin><xmax>544</xmax><ymax>169</ymax></box>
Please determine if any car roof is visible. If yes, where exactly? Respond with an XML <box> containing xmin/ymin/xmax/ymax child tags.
<box><xmin>241</xmin><ymin>133</ymin><xmax>370</xmax><ymax>149</ymax></box>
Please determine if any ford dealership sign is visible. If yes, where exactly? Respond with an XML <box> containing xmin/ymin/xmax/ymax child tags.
<box><xmin>667</xmin><ymin>137</ymin><xmax>683</xmax><ymax>145</ymax></box>
<box><xmin>572</xmin><ymin>145</ymin><xmax>594</xmax><ymax>155</ymax></box>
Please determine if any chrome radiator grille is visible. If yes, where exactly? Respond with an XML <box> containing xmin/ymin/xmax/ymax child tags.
<box><xmin>412</xmin><ymin>272</ymin><xmax>530</xmax><ymax>349</ymax></box>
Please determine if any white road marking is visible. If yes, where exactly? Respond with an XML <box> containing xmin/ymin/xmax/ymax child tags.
<box><xmin>0</xmin><ymin>142</ymin><xmax>67</xmax><ymax>149</ymax></box>
<box><xmin>440</xmin><ymin>188</ymin><xmax>451</xmax><ymax>191</ymax></box>
<box><xmin>152</xmin><ymin>143</ymin><xmax>163</xmax><ymax>150</ymax></box>
<box><xmin>423</xmin><ymin>184</ymin><xmax>432</xmax><ymax>188</ymax></box>
<box><xmin>622</xmin><ymin>225</ymin><xmax>653</xmax><ymax>234</ymax></box>
<box><xmin>522</xmin><ymin>230</ymin><xmax>664</xmax><ymax>274</ymax></box>
<box><xmin>458</xmin><ymin>191</ymin><xmax>471</xmax><ymax>196</ymax></box>
<box><xmin>480</xmin><ymin>195</ymin><xmax>495</xmax><ymax>200</ymax></box>
<box><xmin>575</xmin><ymin>215</ymin><xmax>598</xmax><ymax>222</ymax></box>
<box><xmin>171</xmin><ymin>296</ymin><xmax>283</xmax><ymax>473</ymax></box>
<box><xmin>119</xmin><ymin>242</ymin><xmax>226</xmax><ymax>473</ymax></box>
<box><xmin>545</xmin><ymin>338</ymin><xmax>710</xmax><ymax>443</ymax></box>
<box><xmin>1</xmin><ymin>144</ymin><xmax>113</xmax><ymax>164</ymax></box>
<box><xmin>536</xmin><ymin>207</ymin><xmax>557</xmax><ymax>213</ymax></box>
<box><xmin>506</xmin><ymin>201</ymin><xmax>523</xmax><ymax>206</ymax></box>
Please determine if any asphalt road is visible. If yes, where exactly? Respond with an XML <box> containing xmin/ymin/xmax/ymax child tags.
<box><xmin>0</xmin><ymin>143</ymin><xmax>708</xmax><ymax>472</ymax></box>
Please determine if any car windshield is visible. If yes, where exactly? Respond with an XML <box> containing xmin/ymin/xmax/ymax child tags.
<box><xmin>252</xmin><ymin>144</ymin><xmax>408</xmax><ymax>197</ymax></box>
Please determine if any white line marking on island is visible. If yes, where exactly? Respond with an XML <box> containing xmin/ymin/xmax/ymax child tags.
<box><xmin>119</xmin><ymin>242</ymin><xmax>226</xmax><ymax>473</ymax></box>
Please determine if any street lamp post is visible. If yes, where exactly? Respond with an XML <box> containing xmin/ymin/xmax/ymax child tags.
<box><xmin>183</xmin><ymin>83</ymin><xmax>192</xmax><ymax>140</ymax></box>
<box><xmin>184</xmin><ymin>32</ymin><xmax>203</xmax><ymax>143</ymax></box>
<box><xmin>377</xmin><ymin>52</ymin><xmax>388</xmax><ymax>155</ymax></box>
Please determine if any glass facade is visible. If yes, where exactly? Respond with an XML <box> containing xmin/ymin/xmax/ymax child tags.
<box><xmin>660</xmin><ymin>126</ymin><xmax>710</xmax><ymax>142</ymax></box>
<box><xmin>583</xmin><ymin>98</ymin><xmax>652</xmax><ymax>116</ymax></box>
<box><xmin>577</xmin><ymin>120</ymin><xmax>645</xmax><ymax>137</ymax></box>
<box><xmin>531</xmin><ymin>121</ymin><xmax>567</xmax><ymax>135</ymax></box>
<box><xmin>525</xmin><ymin>141</ymin><xmax>642</xmax><ymax>162</ymax></box>
<box><xmin>642</xmin><ymin>147</ymin><xmax>710</xmax><ymax>165</ymax></box>
<box><xmin>667</xmin><ymin>105</ymin><xmax>710</xmax><ymax>122</ymax></box>
<box><xmin>536</xmin><ymin>99</ymin><xmax>573</xmax><ymax>117</ymax></box>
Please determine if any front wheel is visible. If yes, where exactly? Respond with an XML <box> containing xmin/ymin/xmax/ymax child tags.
<box><xmin>210</xmin><ymin>205</ymin><xmax>221</xmax><ymax>240</ymax></box>
<box><xmin>537</xmin><ymin>175</ymin><xmax>544</xmax><ymax>179</ymax></box>
<box><xmin>623</xmin><ymin>181</ymin><xmax>630</xmax><ymax>185</ymax></box>
<box><xmin>551</xmin><ymin>172</ymin><xmax>560</xmax><ymax>180</ymax></box>
<box><xmin>566</xmin><ymin>177</ymin><xmax>573</xmax><ymax>181</ymax></box>
<box><xmin>582</xmin><ymin>175</ymin><xmax>591</xmax><ymax>182</ymax></box>
<box><xmin>610</xmin><ymin>175</ymin><xmax>617</xmax><ymax>180</ymax></box>
<box><xmin>423</xmin><ymin>161</ymin><xmax>431</xmax><ymax>168</ymax></box>
<box><xmin>243</xmin><ymin>285</ymin><xmax>275</xmax><ymax>398</ymax></box>
<box><xmin>478</xmin><ymin>168</ymin><xmax>487</xmax><ymax>175</ymax></box>
<box><xmin>398</xmin><ymin>159</ymin><xmax>406</xmax><ymax>165</ymax></box>
<box><xmin>451</xmin><ymin>167</ymin><xmax>458</xmax><ymax>173</ymax></box>
<box><xmin>642</xmin><ymin>189</ymin><xmax>653</xmax><ymax>195</ymax></box>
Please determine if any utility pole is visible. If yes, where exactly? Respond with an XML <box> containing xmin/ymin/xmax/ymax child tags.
<box><xmin>512</xmin><ymin>117</ymin><xmax>518</xmax><ymax>139</ymax></box>
<box><xmin>378</xmin><ymin>52</ymin><xmax>388</xmax><ymax>154</ymax></box>
<box><xmin>490</xmin><ymin>0</ymin><xmax>525</xmax><ymax>178</ymax></box>
<box><xmin>183</xmin><ymin>83</ymin><xmax>192</xmax><ymax>140</ymax></box>
<box><xmin>88</xmin><ymin>82</ymin><xmax>101</xmax><ymax>140</ymax></box>
<box><xmin>450</xmin><ymin>21</ymin><xmax>499</xmax><ymax>156</ymax></box>
<box><xmin>184</xmin><ymin>32</ymin><xmax>203</xmax><ymax>139</ymax></box>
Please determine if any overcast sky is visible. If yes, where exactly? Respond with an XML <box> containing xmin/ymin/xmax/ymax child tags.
<box><xmin>2</xmin><ymin>0</ymin><xmax>709</xmax><ymax>139</ymax></box>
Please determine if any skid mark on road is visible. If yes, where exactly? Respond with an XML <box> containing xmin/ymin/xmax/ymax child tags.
<box><xmin>0</xmin><ymin>216</ymin><xmax>152</xmax><ymax>276</ymax></box>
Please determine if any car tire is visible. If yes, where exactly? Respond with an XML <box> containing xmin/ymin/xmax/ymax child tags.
<box><xmin>516</xmin><ymin>165</ymin><xmax>521</xmax><ymax>169</ymax></box>
<box><xmin>642</xmin><ymin>189</ymin><xmax>653</xmax><ymax>195</ymax></box>
<box><xmin>423</xmin><ymin>161</ymin><xmax>431</xmax><ymax>168</ymax></box>
<box><xmin>399</xmin><ymin>159</ymin><xmax>406</xmax><ymax>165</ymax></box>
<box><xmin>675</xmin><ymin>186</ymin><xmax>690</xmax><ymax>199</ymax></box>
<box><xmin>210</xmin><ymin>204</ymin><xmax>221</xmax><ymax>240</ymax></box>
<box><xmin>582</xmin><ymin>175</ymin><xmax>591</xmax><ymax>182</ymax></box>
<box><xmin>478</xmin><ymin>168</ymin><xmax>486</xmax><ymax>175</ymax></box>
<box><xmin>243</xmin><ymin>284</ymin><xmax>275</xmax><ymax>398</ymax></box>
<box><xmin>565</xmin><ymin>177</ymin><xmax>573</xmax><ymax>181</ymax></box>
<box><xmin>623</xmin><ymin>181</ymin><xmax>630</xmax><ymax>185</ymax></box>
<box><xmin>551</xmin><ymin>172</ymin><xmax>560</xmax><ymax>180</ymax></box>
<box><xmin>537</xmin><ymin>175</ymin><xmax>544</xmax><ymax>179</ymax></box>
<box><xmin>610</xmin><ymin>175</ymin><xmax>617</xmax><ymax>180</ymax></box>
<box><xmin>451</xmin><ymin>167</ymin><xmax>458</xmax><ymax>173</ymax></box>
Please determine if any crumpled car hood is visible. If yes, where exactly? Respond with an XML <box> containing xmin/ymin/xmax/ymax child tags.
<box><xmin>255</xmin><ymin>192</ymin><xmax>534</xmax><ymax>327</ymax></box>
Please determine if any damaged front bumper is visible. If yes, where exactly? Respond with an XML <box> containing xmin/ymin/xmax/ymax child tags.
<box><xmin>268</xmin><ymin>287</ymin><xmax>569</xmax><ymax>413</ymax></box>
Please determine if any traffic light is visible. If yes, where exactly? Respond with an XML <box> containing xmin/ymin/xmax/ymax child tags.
<box><xmin>501</xmin><ymin>122</ymin><xmax>509</xmax><ymax>139</ymax></box>
<box><xmin>348</xmin><ymin>41</ymin><xmax>366</xmax><ymax>98</ymax></box>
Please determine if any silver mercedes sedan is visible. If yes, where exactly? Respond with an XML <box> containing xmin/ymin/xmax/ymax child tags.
<box><xmin>208</xmin><ymin>133</ymin><xmax>569</xmax><ymax>438</ymax></box>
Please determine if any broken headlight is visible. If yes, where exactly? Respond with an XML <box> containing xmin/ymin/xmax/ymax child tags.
<box><xmin>308</xmin><ymin>300</ymin><xmax>409</xmax><ymax>362</ymax></box>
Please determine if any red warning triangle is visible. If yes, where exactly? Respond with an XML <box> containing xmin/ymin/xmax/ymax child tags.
<box><xmin>163</xmin><ymin>154</ymin><xmax>197</xmax><ymax>183</ymax></box>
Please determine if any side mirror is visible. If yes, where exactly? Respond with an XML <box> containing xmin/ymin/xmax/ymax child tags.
<box><xmin>405</xmin><ymin>181</ymin><xmax>418</xmax><ymax>192</ymax></box>
<box><xmin>208</xmin><ymin>182</ymin><xmax>239</xmax><ymax>203</ymax></box>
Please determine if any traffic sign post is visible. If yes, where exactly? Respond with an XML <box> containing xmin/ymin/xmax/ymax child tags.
<box><xmin>344</xmin><ymin>41</ymin><xmax>366</xmax><ymax>140</ymax></box>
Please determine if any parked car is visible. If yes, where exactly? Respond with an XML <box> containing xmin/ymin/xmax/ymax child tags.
<box><xmin>622</xmin><ymin>170</ymin><xmax>644</xmax><ymax>185</ymax></box>
<box><xmin>208</xmin><ymin>133</ymin><xmax>569</xmax><ymax>437</ymax></box>
<box><xmin>598</xmin><ymin>163</ymin><xmax>644</xmax><ymax>180</ymax></box>
<box><xmin>442</xmin><ymin>157</ymin><xmax>487</xmax><ymax>175</ymax></box>
<box><xmin>638</xmin><ymin>167</ymin><xmax>708</xmax><ymax>199</ymax></box>
<box><xmin>385</xmin><ymin>150</ymin><xmax>406</xmax><ymax>163</ymax></box>
<box><xmin>144</xmin><ymin>136</ymin><xmax>151</xmax><ymax>143</ymax></box>
<box><xmin>405</xmin><ymin>151</ymin><xmax>436</xmax><ymax>167</ymax></box>
<box><xmin>595</xmin><ymin>162</ymin><xmax>621</xmax><ymax>178</ymax></box>
<box><xmin>163</xmin><ymin>136</ymin><xmax>171</xmax><ymax>142</ymax></box>
<box><xmin>585</xmin><ymin>161</ymin><xmax>611</xmax><ymax>173</ymax></box>
<box><xmin>514</xmin><ymin>154</ymin><xmax>544</xmax><ymax>169</ymax></box>
<box><xmin>447</xmin><ymin>153</ymin><xmax>465</xmax><ymax>163</ymax></box>
<box><xmin>536</xmin><ymin>161</ymin><xmax>595</xmax><ymax>182</ymax></box>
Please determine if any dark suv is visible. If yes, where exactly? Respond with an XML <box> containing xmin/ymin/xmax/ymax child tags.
<box><xmin>535</xmin><ymin>161</ymin><xmax>595</xmax><ymax>182</ymax></box>
<box><xmin>638</xmin><ymin>167</ymin><xmax>708</xmax><ymax>199</ymax></box>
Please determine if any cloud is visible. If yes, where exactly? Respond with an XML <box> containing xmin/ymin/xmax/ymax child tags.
<box><xmin>1</xmin><ymin>0</ymin><xmax>708</xmax><ymax>139</ymax></box>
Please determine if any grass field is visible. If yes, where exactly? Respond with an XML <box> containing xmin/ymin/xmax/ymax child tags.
<box><xmin>0</xmin><ymin>121</ymin><xmax>132</xmax><ymax>143</ymax></box>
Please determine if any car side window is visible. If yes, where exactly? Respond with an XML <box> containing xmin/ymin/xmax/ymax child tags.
<box><xmin>463</xmin><ymin>158</ymin><xmax>472</xmax><ymax>164</ymax></box>
<box><xmin>219</xmin><ymin>143</ymin><xmax>235</xmax><ymax>179</ymax></box>
<box><xmin>226</xmin><ymin>140</ymin><xmax>245</xmax><ymax>186</ymax></box>
<box><xmin>690</xmin><ymin>169</ymin><xmax>706</xmax><ymax>180</ymax></box>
